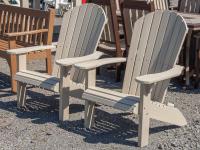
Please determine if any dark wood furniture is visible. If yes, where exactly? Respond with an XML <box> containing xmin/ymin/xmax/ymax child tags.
<box><xmin>88</xmin><ymin>0</ymin><xmax>123</xmax><ymax>81</ymax></box>
<box><xmin>0</xmin><ymin>4</ymin><xmax>55</xmax><ymax>92</ymax></box>
<box><xmin>120</xmin><ymin>0</ymin><xmax>155</xmax><ymax>54</ymax></box>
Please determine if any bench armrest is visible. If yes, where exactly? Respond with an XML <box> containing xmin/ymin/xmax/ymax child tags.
<box><xmin>4</xmin><ymin>29</ymin><xmax>48</xmax><ymax>38</ymax></box>
<box><xmin>56</xmin><ymin>51</ymin><xmax>105</xmax><ymax>67</ymax></box>
<box><xmin>7</xmin><ymin>45</ymin><xmax>56</xmax><ymax>55</ymax></box>
<box><xmin>135</xmin><ymin>65</ymin><xmax>184</xmax><ymax>85</ymax></box>
<box><xmin>74</xmin><ymin>57</ymin><xmax>127</xmax><ymax>70</ymax></box>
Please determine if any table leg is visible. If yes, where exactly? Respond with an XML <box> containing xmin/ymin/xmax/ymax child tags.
<box><xmin>185</xmin><ymin>29</ymin><xmax>193</xmax><ymax>86</ymax></box>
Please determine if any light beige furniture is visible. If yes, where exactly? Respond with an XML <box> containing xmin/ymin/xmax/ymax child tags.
<box><xmin>75</xmin><ymin>10</ymin><xmax>188</xmax><ymax>147</ymax></box>
<box><xmin>7</xmin><ymin>4</ymin><xmax>107</xmax><ymax>121</ymax></box>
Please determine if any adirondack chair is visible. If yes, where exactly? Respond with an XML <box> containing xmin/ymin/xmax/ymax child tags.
<box><xmin>7</xmin><ymin>4</ymin><xmax>107</xmax><ymax>121</ymax></box>
<box><xmin>121</xmin><ymin>0</ymin><xmax>155</xmax><ymax>51</ymax></box>
<box><xmin>75</xmin><ymin>10</ymin><xmax>188</xmax><ymax>147</ymax></box>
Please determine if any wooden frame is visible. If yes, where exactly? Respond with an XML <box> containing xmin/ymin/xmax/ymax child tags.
<box><xmin>0</xmin><ymin>4</ymin><xmax>55</xmax><ymax>92</ymax></box>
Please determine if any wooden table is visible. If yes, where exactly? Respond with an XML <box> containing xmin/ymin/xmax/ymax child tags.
<box><xmin>178</xmin><ymin>13</ymin><xmax>200</xmax><ymax>87</ymax></box>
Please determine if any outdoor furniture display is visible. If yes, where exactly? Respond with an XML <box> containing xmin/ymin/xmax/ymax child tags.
<box><xmin>7</xmin><ymin>4</ymin><xmax>107</xmax><ymax>121</ymax></box>
<box><xmin>88</xmin><ymin>0</ymin><xmax>124</xmax><ymax>82</ymax></box>
<box><xmin>177</xmin><ymin>0</ymin><xmax>200</xmax><ymax>87</ymax></box>
<box><xmin>75</xmin><ymin>10</ymin><xmax>188</xmax><ymax>147</ymax></box>
<box><xmin>121</xmin><ymin>0</ymin><xmax>155</xmax><ymax>51</ymax></box>
<box><xmin>0</xmin><ymin>4</ymin><xmax>55</xmax><ymax>92</ymax></box>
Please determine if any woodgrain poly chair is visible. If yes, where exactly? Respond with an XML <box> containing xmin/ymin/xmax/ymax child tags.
<box><xmin>7</xmin><ymin>4</ymin><xmax>107</xmax><ymax>121</ymax></box>
<box><xmin>75</xmin><ymin>10</ymin><xmax>188</xmax><ymax>147</ymax></box>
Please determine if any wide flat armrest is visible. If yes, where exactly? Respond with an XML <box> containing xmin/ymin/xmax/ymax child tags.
<box><xmin>136</xmin><ymin>65</ymin><xmax>184</xmax><ymax>84</ymax></box>
<box><xmin>7</xmin><ymin>45</ymin><xmax>56</xmax><ymax>55</ymax></box>
<box><xmin>74</xmin><ymin>57</ymin><xmax>126</xmax><ymax>70</ymax></box>
<box><xmin>4</xmin><ymin>29</ymin><xmax>48</xmax><ymax>38</ymax></box>
<box><xmin>56</xmin><ymin>51</ymin><xmax>105</xmax><ymax>67</ymax></box>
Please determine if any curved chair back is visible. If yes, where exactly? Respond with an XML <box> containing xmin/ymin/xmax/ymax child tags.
<box><xmin>52</xmin><ymin>4</ymin><xmax>107</xmax><ymax>83</ymax></box>
<box><xmin>122</xmin><ymin>10</ymin><xmax>188</xmax><ymax>102</ymax></box>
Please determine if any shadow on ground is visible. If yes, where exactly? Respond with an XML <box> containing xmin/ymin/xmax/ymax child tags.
<box><xmin>0</xmin><ymin>72</ymin><xmax>179</xmax><ymax>147</ymax></box>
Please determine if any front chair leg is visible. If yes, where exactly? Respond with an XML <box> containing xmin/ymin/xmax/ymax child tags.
<box><xmin>17</xmin><ymin>82</ymin><xmax>27</xmax><ymax>108</ymax></box>
<box><xmin>84</xmin><ymin>100</ymin><xmax>95</xmax><ymax>129</ymax></box>
<box><xmin>138</xmin><ymin>84</ymin><xmax>152</xmax><ymax>147</ymax></box>
<box><xmin>59</xmin><ymin>66</ymin><xmax>70</xmax><ymax>121</ymax></box>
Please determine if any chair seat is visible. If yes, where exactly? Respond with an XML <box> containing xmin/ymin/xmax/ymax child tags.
<box><xmin>83</xmin><ymin>86</ymin><xmax>139</xmax><ymax>111</ymax></box>
<box><xmin>15</xmin><ymin>70</ymin><xmax>60</xmax><ymax>92</ymax></box>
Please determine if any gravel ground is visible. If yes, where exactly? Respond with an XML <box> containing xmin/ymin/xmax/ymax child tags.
<box><xmin>0</xmin><ymin>57</ymin><xmax>200</xmax><ymax>150</ymax></box>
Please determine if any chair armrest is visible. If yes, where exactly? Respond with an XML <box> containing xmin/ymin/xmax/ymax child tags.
<box><xmin>4</xmin><ymin>29</ymin><xmax>48</xmax><ymax>38</ymax></box>
<box><xmin>74</xmin><ymin>57</ymin><xmax>127</xmax><ymax>70</ymax></box>
<box><xmin>135</xmin><ymin>65</ymin><xmax>184</xmax><ymax>85</ymax></box>
<box><xmin>56</xmin><ymin>51</ymin><xmax>105</xmax><ymax>67</ymax></box>
<box><xmin>7</xmin><ymin>45</ymin><xmax>56</xmax><ymax>55</ymax></box>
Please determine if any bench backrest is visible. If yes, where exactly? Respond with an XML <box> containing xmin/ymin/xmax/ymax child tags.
<box><xmin>0</xmin><ymin>4</ymin><xmax>55</xmax><ymax>46</ymax></box>
<box><xmin>122</xmin><ymin>11</ymin><xmax>188</xmax><ymax>103</ymax></box>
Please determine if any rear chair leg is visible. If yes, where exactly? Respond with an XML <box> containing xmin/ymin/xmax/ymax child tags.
<box><xmin>84</xmin><ymin>100</ymin><xmax>95</xmax><ymax>129</ymax></box>
<box><xmin>17</xmin><ymin>82</ymin><xmax>27</xmax><ymax>108</ymax></box>
<box><xmin>46</xmin><ymin>49</ymin><xmax>52</xmax><ymax>75</ymax></box>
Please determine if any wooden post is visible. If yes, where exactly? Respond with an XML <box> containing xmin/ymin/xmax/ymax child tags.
<box><xmin>45</xmin><ymin>9</ymin><xmax>55</xmax><ymax>75</ymax></box>
<box><xmin>59</xmin><ymin>66</ymin><xmax>71</xmax><ymax>121</ymax></box>
<box><xmin>138</xmin><ymin>84</ymin><xmax>152</xmax><ymax>147</ymax></box>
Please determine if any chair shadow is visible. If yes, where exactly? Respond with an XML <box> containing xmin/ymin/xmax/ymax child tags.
<box><xmin>58</xmin><ymin>109</ymin><xmax>178</xmax><ymax>147</ymax></box>
<box><xmin>0</xmin><ymin>72</ymin><xmax>179</xmax><ymax>147</ymax></box>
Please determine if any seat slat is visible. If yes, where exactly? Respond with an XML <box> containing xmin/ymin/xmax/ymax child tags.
<box><xmin>83</xmin><ymin>87</ymin><xmax>139</xmax><ymax>111</ymax></box>
<box><xmin>15</xmin><ymin>70</ymin><xmax>59</xmax><ymax>92</ymax></box>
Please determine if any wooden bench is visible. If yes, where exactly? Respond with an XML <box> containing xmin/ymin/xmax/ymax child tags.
<box><xmin>0</xmin><ymin>4</ymin><xmax>55</xmax><ymax>92</ymax></box>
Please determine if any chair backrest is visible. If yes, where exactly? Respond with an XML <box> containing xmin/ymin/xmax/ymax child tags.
<box><xmin>122</xmin><ymin>10</ymin><xmax>188</xmax><ymax>103</ymax></box>
<box><xmin>0</xmin><ymin>4</ymin><xmax>55</xmax><ymax>46</ymax></box>
<box><xmin>178</xmin><ymin>0</ymin><xmax>200</xmax><ymax>13</ymax></box>
<box><xmin>121</xmin><ymin>0</ymin><xmax>155</xmax><ymax>48</ymax></box>
<box><xmin>52</xmin><ymin>4</ymin><xmax>107</xmax><ymax>82</ymax></box>
<box><xmin>149</xmin><ymin>0</ymin><xmax>169</xmax><ymax>10</ymax></box>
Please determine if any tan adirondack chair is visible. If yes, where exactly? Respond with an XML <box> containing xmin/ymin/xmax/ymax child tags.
<box><xmin>7</xmin><ymin>4</ymin><xmax>107</xmax><ymax>121</ymax></box>
<box><xmin>75</xmin><ymin>10</ymin><xmax>188</xmax><ymax>147</ymax></box>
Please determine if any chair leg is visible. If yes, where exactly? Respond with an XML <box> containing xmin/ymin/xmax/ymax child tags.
<box><xmin>59</xmin><ymin>88</ymin><xmax>70</xmax><ymax>121</ymax></box>
<box><xmin>84</xmin><ymin>100</ymin><xmax>95</xmax><ymax>129</ymax></box>
<box><xmin>46</xmin><ymin>49</ymin><xmax>52</xmax><ymax>75</ymax></box>
<box><xmin>17</xmin><ymin>82</ymin><xmax>27</xmax><ymax>108</ymax></box>
<box><xmin>116</xmin><ymin>63</ymin><xmax>121</xmax><ymax>82</ymax></box>
<box><xmin>138</xmin><ymin>84</ymin><xmax>151</xmax><ymax>147</ymax></box>
<box><xmin>9</xmin><ymin>55</ymin><xmax>17</xmax><ymax>93</ymax></box>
